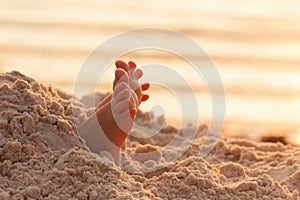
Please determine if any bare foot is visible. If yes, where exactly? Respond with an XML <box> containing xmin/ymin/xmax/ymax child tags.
<box><xmin>78</xmin><ymin>60</ymin><xmax>149</xmax><ymax>165</ymax></box>
<box><xmin>114</xmin><ymin>60</ymin><xmax>150</xmax><ymax>104</ymax></box>
<box><xmin>96</xmin><ymin>60</ymin><xmax>150</xmax><ymax>109</ymax></box>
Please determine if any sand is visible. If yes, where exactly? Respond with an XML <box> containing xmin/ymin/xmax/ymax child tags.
<box><xmin>0</xmin><ymin>71</ymin><xmax>299</xmax><ymax>200</ymax></box>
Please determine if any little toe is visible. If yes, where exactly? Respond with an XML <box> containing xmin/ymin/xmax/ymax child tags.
<box><xmin>141</xmin><ymin>83</ymin><xmax>150</xmax><ymax>91</ymax></box>
<box><xmin>141</xmin><ymin>94</ymin><xmax>150</xmax><ymax>102</ymax></box>
<box><xmin>115</xmin><ymin>68</ymin><xmax>126</xmax><ymax>79</ymax></box>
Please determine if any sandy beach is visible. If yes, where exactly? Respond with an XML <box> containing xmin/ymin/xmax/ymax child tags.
<box><xmin>0</xmin><ymin>71</ymin><xmax>299</xmax><ymax>199</ymax></box>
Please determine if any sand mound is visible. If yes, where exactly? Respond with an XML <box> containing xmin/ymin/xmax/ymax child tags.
<box><xmin>0</xmin><ymin>71</ymin><xmax>299</xmax><ymax>199</ymax></box>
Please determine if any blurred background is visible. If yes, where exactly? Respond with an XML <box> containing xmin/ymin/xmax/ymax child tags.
<box><xmin>1</xmin><ymin>0</ymin><xmax>300</xmax><ymax>143</ymax></box>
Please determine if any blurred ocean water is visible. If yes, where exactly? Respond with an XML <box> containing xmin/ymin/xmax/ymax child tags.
<box><xmin>1</xmin><ymin>0</ymin><xmax>300</xmax><ymax>141</ymax></box>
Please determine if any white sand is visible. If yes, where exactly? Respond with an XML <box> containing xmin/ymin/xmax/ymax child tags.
<box><xmin>0</xmin><ymin>71</ymin><xmax>299</xmax><ymax>199</ymax></box>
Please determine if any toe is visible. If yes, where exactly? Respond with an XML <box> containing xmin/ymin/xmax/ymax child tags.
<box><xmin>113</xmin><ymin>68</ymin><xmax>129</xmax><ymax>89</ymax></box>
<box><xmin>134</xmin><ymin>69</ymin><xmax>143</xmax><ymax>80</ymax></box>
<box><xmin>115</xmin><ymin>60</ymin><xmax>129</xmax><ymax>71</ymax></box>
<box><xmin>141</xmin><ymin>94</ymin><xmax>150</xmax><ymax>102</ymax></box>
<box><xmin>141</xmin><ymin>83</ymin><xmax>150</xmax><ymax>91</ymax></box>
<box><xmin>128</xmin><ymin>61</ymin><xmax>137</xmax><ymax>78</ymax></box>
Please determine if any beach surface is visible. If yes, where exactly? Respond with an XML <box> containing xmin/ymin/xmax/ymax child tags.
<box><xmin>0</xmin><ymin>71</ymin><xmax>299</xmax><ymax>199</ymax></box>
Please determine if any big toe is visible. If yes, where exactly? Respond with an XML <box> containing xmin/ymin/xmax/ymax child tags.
<box><xmin>113</xmin><ymin>68</ymin><xmax>129</xmax><ymax>89</ymax></box>
<box><xmin>115</xmin><ymin>60</ymin><xmax>129</xmax><ymax>71</ymax></box>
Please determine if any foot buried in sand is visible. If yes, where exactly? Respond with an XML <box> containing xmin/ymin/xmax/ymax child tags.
<box><xmin>78</xmin><ymin>60</ymin><xmax>150</xmax><ymax>165</ymax></box>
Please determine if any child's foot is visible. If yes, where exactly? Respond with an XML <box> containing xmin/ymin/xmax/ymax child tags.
<box><xmin>96</xmin><ymin>60</ymin><xmax>149</xmax><ymax>110</ymax></box>
<box><xmin>96</xmin><ymin>68</ymin><xmax>135</xmax><ymax>149</ymax></box>
<box><xmin>114</xmin><ymin>60</ymin><xmax>150</xmax><ymax>104</ymax></box>
<box><xmin>79</xmin><ymin>60</ymin><xmax>149</xmax><ymax>165</ymax></box>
